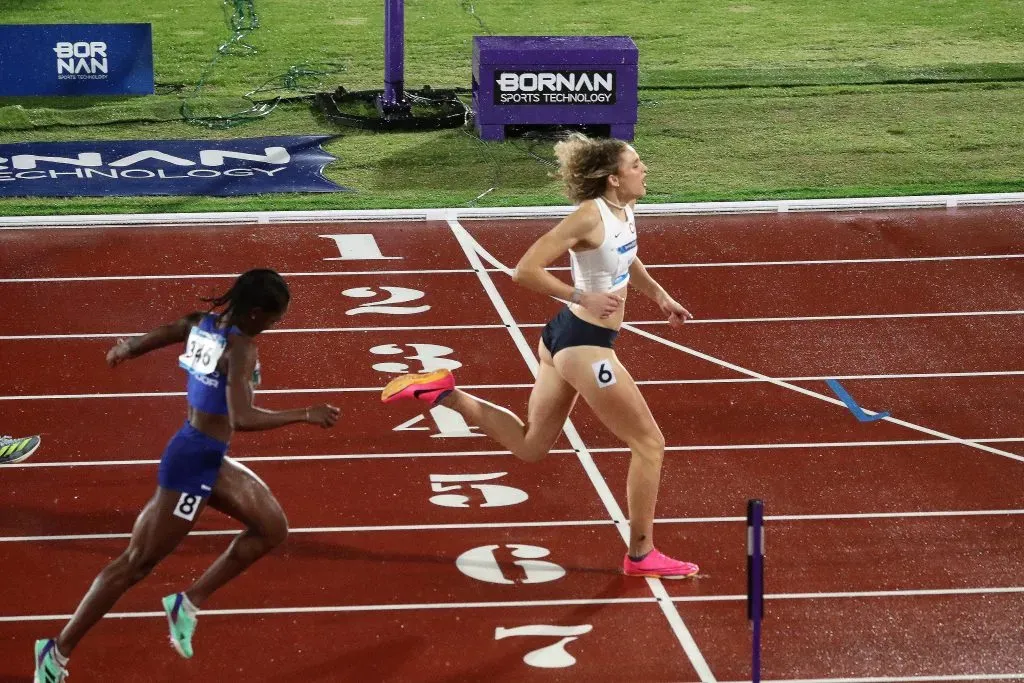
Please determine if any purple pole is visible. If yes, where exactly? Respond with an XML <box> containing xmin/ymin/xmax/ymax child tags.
<box><xmin>747</xmin><ymin>499</ymin><xmax>765</xmax><ymax>683</ymax></box>
<box><xmin>383</xmin><ymin>0</ymin><xmax>404</xmax><ymax>107</ymax></box>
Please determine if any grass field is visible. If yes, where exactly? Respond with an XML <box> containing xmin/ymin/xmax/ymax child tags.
<box><xmin>2</xmin><ymin>0</ymin><xmax>1023</xmax><ymax>215</ymax></box>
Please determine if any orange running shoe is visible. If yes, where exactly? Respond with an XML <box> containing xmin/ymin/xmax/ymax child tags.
<box><xmin>381</xmin><ymin>369</ymin><xmax>455</xmax><ymax>405</ymax></box>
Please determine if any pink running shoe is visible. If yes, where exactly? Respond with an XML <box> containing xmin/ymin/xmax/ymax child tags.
<box><xmin>381</xmin><ymin>369</ymin><xmax>455</xmax><ymax>404</ymax></box>
<box><xmin>623</xmin><ymin>548</ymin><xmax>699</xmax><ymax>579</ymax></box>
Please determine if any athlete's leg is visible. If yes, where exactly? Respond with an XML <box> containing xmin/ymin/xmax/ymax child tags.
<box><xmin>184</xmin><ymin>457</ymin><xmax>288</xmax><ymax>606</ymax></box>
<box><xmin>442</xmin><ymin>340</ymin><xmax>577</xmax><ymax>462</ymax></box>
<box><xmin>55</xmin><ymin>487</ymin><xmax>204</xmax><ymax>655</ymax></box>
<box><xmin>159</xmin><ymin>458</ymin><xmax>287</xmax><ymax>659</ymax></box>
<box><xmin>0</xmin><ymin>434</ymin><xmax>41</xmax><ymax>464</ymax></box>
<box><xmin>554</xmin><ymin>346</ymin><xmax>696</xmax><ymax>577</ymax></box>
<box><xmin>384</xmin><ymin>340</ymin><xmax>578</xmax><ymax>463</ymax></box>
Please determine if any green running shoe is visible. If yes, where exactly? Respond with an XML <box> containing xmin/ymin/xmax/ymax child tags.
<box><xmin>162</xmin><ymin>593</ymin><xmax>197</xmax><ymax>659</ymax></box>
<box><xmin>33</xmin><ymin>639</ymin><xmax>68</xmax><ymax>683</ymax></box>
<box><xmin>0</xmin><ymin>435</ymin><xmax>41</xmax><ymax>464</ymax></box>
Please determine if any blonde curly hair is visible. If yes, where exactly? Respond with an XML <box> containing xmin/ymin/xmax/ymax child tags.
<box><xmin>552</xmin><ymin>133</ymin><xmax>629</xmax><ymax>204</ymax></box>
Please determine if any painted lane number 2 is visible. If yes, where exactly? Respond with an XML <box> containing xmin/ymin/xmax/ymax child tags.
<box><xmin>342</xmin><ymin>286</ymin><xmax>430</xmax><ymax>316</ymax></box>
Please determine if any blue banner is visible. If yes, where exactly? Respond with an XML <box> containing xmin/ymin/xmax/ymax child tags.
<box><xmin>0</xmin><ymin>137</ymin><xmax>347</xmax><ymax>197</ymax></box>
<box><xmin>0</xmin><ymin>24</ymin><xmax>153</xmax><ymax>97</ymax></box>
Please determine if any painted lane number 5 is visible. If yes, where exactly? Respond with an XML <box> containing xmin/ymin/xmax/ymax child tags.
<box><xmin>428</xmin><ymin>473</ymin><xmax>529</xmax><ymax>508</ymax></box>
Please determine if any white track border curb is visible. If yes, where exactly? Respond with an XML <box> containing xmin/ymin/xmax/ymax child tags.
<box><xmin>2</xmin><ymin>192</ymin><xmax>1023</xmax><ymax>229</ymax></box>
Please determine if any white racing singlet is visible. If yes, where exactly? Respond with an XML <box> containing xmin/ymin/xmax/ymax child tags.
<box><xmin>569</xmin><ymin>197</ymin><xmax>638</xmax><ymax>293</ymax></box>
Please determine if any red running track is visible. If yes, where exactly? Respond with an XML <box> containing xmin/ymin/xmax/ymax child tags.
<box><xmin>1</xmin><ymin>206</ymin><xmax>1023</xmax><ymax>682</ymax></box>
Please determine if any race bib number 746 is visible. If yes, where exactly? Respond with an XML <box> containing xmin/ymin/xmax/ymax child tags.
<box><xmin>178</xmin><ymin>326</ymin><xmax>226</xmax><ymax>376</ymax></box>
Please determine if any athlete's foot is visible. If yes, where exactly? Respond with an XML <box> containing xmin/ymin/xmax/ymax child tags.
<box><xmin>623</xmin><ymin>548</ymin><xmax>699</xmax><ymax>579</ymax></box>
<box><xmin>1</xmin><ymin>435</ymin><xmax>41</xmax><ymax>464</ymax></box>
<box><xmin>162</xmin><ymin>593</ymin><xmax>198</xmax><ymax>659</ymax></box>
<box><xmin>381</xmin><ymin>369</ymin><xmax>455</xmax><ymax>405</ymax></box>
<box><xmin>34</xmin><ymin>639</ymin><xmax>68</xmax><ymax>683</ymax></box>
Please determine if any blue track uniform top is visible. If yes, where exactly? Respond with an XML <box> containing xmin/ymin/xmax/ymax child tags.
<box><xmin>178</xmin><ymin>314</ymin><xmax>257</xmax><ymax>416</ymax></box>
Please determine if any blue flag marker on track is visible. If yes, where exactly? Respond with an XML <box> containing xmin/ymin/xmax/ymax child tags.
<box><xmin>825</xmin><ymin>379</ymin><xmax>891</xmax><ymax>422</ymax></box>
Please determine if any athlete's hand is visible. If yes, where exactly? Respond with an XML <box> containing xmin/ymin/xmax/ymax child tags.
<box><xmin>581</xmin><ymin>291</ymin><xmax>623</xmax><ymax>319</ymax></box>
<box><xmin>659</xmin><ymin>296</ymin><xmax>693</xmax><ymax>328</ymax></box>
<box><xmin>106</xmin><ymin>338</ymin><xmax>133</xmax><ymax>368</ymax></box>
<box><xmin>306</xmin><ymin>404</ymin><xmax>340</xmax><ymax>428</ymax></box>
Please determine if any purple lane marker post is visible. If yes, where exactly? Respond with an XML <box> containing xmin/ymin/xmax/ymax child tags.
<box><xmin>747</xmin><ymin>499</ymin><xmax>765</xmax><ymax>683</ymax></box>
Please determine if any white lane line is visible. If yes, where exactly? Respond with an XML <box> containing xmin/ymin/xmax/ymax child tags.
<box><xmin>722</xmin><ymin>676</ymin><xmax>1024</xmax><ymax>683</ymax></box>
<box><xmin>3</xmin><ymin>371</ymin><xmax>1022</xmax><ymax>401</ymax></box>
<box><xmin>645</xmin><ymin>253</ymin><xmax>1024</xmax><ymax>268</ymax></box>
<box><xmin>3</xmin><ymin>585</ymin><xmax>1022</xmax><ymax>623</ymax></box>
<box><xmin>0</xmin><ymin>269</ymin><xmax>476</xmax><ymax>283</ymax></box>
<box><xmin>3</xmin><ymin>310</ymin><xmax>1022</xmax><ymax>341</ymax></box>
<box><xmin>637</xmin><ymin>310</ymin><xmax>1024</xmax><ymax>324</ymax></box>
<box><xmin>624</xmin><ymin>323</ymin><xmax>1024</xmax><ymax>465</ymax></box>
<box><xmin>2</xmin><ymin>509</ymin><xmax>1022</xmax><ymax>543</ymax></box>
<box><xmin>449</xmin><ymin>218</ymin><xmax>717</xmax><ymax>682</ymax></box>
<box><xmin>3</xmin><ymin>252</ymin><xmax>1022</xmax><ymax>283</ymax></box>
<box><xmin>463</xmin><ymin>235</ymin><xmax>1024</xmax><ymax>466</ymax></box>
<box><xmin>6</xmin><ymin>438</ymin><xmax>1023</xmax><ymax>468</ymax></box>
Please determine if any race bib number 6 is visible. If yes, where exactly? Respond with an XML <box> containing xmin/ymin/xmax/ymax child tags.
<box><xmin>178</xmin><ymin>326</ymin><xmax>226</xmax><ymax>376</ymax></box>
<box><xmin>592</xmin><ymin>360</ymin><xmax>617</xmax><ymax>388</ymax></box>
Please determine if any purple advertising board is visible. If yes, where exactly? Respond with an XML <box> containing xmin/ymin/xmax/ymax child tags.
<box><xmin>472</xmin><ymin>36</ymin><xmax>638</xmax><ymax>141</ymax></box>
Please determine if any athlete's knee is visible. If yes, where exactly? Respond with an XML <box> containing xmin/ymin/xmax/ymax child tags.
<box><xmin>514</xmin><ymin>446</ymin><xmax>549</xmax><ymax>463</ymax></box>
<box><xmin>514</xmin><ymin>429</ymin><xmax>558</xmax><ymax>463</ymax></box>
<box><xmin>115</xmin><ymin>546</ymin><xmax>162</xmax><ymax>585</ymax></box>
<box><xmin>264</xmin><ymin>509</ymin><xmax>289</xmax><ymax>549</ymax></box>
<box><xmin>253</xmin><ymin>502</ymin><xmax>288</xmax><ymax>549</ymax></box>
<box><xmin>628</xmin><ymin>429</ymin><xmax>666</xmax><ymax>462</ymax></box>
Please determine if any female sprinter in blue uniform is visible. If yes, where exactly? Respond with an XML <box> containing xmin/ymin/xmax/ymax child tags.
<box><xmin>35</xmin><ymin>269</ymin><xmax>339</xmax><ymax>682</ymax></box>
<box><xmin>383</xmin><ymin>133</ymin><xmax>698</xmax><ymax>579</ymax></box>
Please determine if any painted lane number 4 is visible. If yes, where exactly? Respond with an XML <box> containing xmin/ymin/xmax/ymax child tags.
<box><xmin>394</xmin><ymin>405</ymin><xmax>481</xmax><ymax>438</ymax></box>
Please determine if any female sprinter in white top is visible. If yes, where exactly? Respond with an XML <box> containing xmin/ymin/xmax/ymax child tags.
<box><xmin>383</xmin><ymin>133</ymin><xmax>698</xmax><ymax>578</ymax></box>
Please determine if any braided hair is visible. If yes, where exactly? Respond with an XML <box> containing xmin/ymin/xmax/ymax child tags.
<box><xmin>203</xmin><ymin>268</ymin><xmax>290</xmax><ymax>323</ymax></box>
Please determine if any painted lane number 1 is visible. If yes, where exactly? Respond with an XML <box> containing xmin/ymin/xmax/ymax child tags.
<box><xmin>320</xmin><ymin>234</ymin><xmax>400</xmax><ymax>261</ymax></box>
